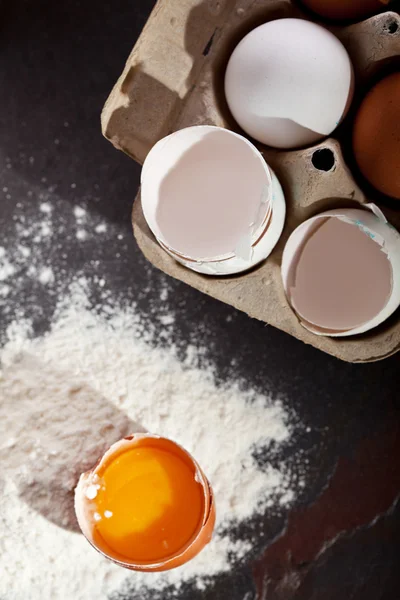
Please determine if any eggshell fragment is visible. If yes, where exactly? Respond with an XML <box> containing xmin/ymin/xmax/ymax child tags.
<box><xmin>281</xmin><ymin>207</ymin><xmax>400</xmax><ymax>337</ymax></box>
<box><xmin>224</xmin><ymin>19</ymin><xmax>354</xmax><ymax>149</ymax></box>
<box><xmin>75</xmin><ymin>434</ymin><xmax>216</xmax><ymax>572</ymax></box>
<box><xmin>141</xmin><ymin>126</ymin><xmax>286</xmax><ymax>275</ymax></box>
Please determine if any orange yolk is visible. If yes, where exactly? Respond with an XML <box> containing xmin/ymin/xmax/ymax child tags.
<box><xmin>92</xmin><ymin>446</ymin><xmax>204</xmax><ymax>562</ymax></box>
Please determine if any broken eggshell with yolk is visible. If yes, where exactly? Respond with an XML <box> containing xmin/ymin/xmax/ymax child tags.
<box><xmin>281</xmin><ymin>206</ymin><xmax>400</xmax><ymax>337</ymax></box>
<box><xmin>74</xmin><ymin>434</ymin><xmax>216</xmax><ymax>572</ymax></box>
<box><xmin>140</xmin><ymin>126</ymin><xmax>286</xmax><ymax>275</ymax></box>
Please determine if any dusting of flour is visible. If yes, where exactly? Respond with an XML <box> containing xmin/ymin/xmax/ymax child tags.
<box><xmin>0</xmin><ymin>279</ymin><xmax>298</xmax><ymax>600</ymax></box>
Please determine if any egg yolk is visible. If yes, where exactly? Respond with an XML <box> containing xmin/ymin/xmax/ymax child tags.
<box><xmin>92</xmin><ymin>446</ymin><xmax>204</xmax><ymax>562</ymax></box>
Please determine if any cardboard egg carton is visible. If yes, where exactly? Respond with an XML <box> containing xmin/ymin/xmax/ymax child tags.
<box><xmin>102</xmin><ymin>0</ymin><xmax>400</xmax><ymax>362</ymax></box>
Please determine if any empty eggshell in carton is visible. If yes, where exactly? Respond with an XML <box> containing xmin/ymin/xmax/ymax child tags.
<box><xmin>281</xmin><ymin>205</ymin><xmax>400</xmax><ymax>337</ymax></box>
<box><xmin>141</xmin><ymin>126</ymin><xmax>286</xmax><ymax>275</ymax></box>
<box><xmin>224</xmin><ymin>19</ymin><xmax>354</xmax><ymax>149</ymax></box>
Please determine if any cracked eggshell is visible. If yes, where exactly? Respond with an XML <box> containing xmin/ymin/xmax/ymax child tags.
<box><xmin>281</xmin><ymin>206</ymin><xmax>400</xmax><ymax>337</ymax></box>
<box><xmin>141</xmin><ymin>126</ymin><xmax>286</xmax><ymax>275</ymax></box>
<box><xmin>74</xmin><ymin>433</ymin><xmax>216</xmax><ymax>572</ymax></box>
<box><xmin>225</xmin><ymin>19</ymin><xmax>354</xmax><ymax>149</ymax></box>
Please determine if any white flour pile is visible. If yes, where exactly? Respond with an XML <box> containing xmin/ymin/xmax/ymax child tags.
<box><xmin>0</xmin><ymin>279</ymin><xmax>298</xmax><ymax>600</ymax></box>
<box><xmin>0</xmin><ymin>169</ymin><xmax>302</xmax><ymax>599</ymax></box>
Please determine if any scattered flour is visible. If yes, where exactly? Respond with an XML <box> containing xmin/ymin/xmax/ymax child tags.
<box><xmin>0</xmin><ymin>252</ymin><xmax>15</xmax><ymax>282</ymax></box>
<box><xmin>95</xmin><ymin>223</ymin><xmax>107</xmax><ymax>234</ymax></box>
<box><xmin>0</xmin><ymin>189</ymin><xmax>111</xmax><ymax>303</ymax></box>
<box><xmin>158</xmin><ymin>313</ymin><xmax>175</xmax><ymax>326</ymax></box>
<box><xmin>0</xmin><ymin>178</ymin><xmax>303</xmax><ymax>599</ymax></box>
<box><xmin>38</xmin><ymin>266</ymin><xmax>54</xmax><ymax>285</ymax></box>
<box><xmin>74</xmin><ymin>206</ymin><xmax>86</xmax><ymax>221</ymax></box>
<box><xmin>160</xmin><ymin>286</ymin><xmax>169</xmax><ymax>302</ymax></box>
<box><xmin>0</xmin><ymin>280</ymin><xmax>299</xmax><ymax>600</ymax></box>
<box><xmin>18</xmin><ymin>245</ymin><xmax>31</xmax><ymax>258</ymax></box>
<box><xmin>76</xmin><ymin>229</ymin><xmax>88</xmax><ymax>241</ymax></box>
<box><xmin>39</xmin><ymin>202</ymin><xmax>52</xmax><ymax>214</ymax></box>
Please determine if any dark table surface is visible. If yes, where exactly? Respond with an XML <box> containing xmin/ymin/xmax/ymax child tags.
<box><xmin>1</xmin><ymin>1</ymin><xmax>399</xmax><ymax>599</ymax></box>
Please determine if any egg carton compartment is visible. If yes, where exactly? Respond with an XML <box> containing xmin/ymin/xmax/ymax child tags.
<box><xmin>102</xmin><ymin>0</ymin><xmax>400</xmax><ymax>362</ymax></box>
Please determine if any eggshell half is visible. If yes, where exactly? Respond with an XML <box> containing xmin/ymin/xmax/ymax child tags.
<box><xmin>281</xmin><ymin>206</ymin><xmax>400</xmax><ymax>337</ymax></box>
<box><xmin>75</xmin><ymin>434</ymin><xmax>216</xmax><ymax>572</ymax></box>
<box><xmin>225</xmin><ymin>19</ymin><xmax>354</xmax><ymax>149</ymax></box>
<box><xmin>141</xmin><ymin>126</ymin><xmax>286</xmax><ymax>275</ymax></box>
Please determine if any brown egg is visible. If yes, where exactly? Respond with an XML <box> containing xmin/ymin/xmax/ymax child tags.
<box><xmin>353</xmin><ymin>72</ymin><xmax>400</xmax><ymax>200</ymax></box>
<box><xmin>301</xmin><ymin>0</ymin><xmax>388</xmax><ymax>21</ymax></box>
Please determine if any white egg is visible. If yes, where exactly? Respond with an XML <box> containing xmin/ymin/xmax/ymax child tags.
<box><xmin>281</xmin><ymin>206</ymin><xmax>400</xmax><ymax>337</ymax></box>
<box><xmin>225</xmin><ymin>18</ymin><xmax>354</xmax><ymax>149</ymax></box>
<box><xmin>141</xmin><ymin>126</ymin><xmax>286</xmax><ymax>275</ymax></box>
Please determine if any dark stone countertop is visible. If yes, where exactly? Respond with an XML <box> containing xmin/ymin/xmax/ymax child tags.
<box><xmin>0</xmin><ymin>1</ymin><xmax>399</xmax><ymax>598</ymax></box>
